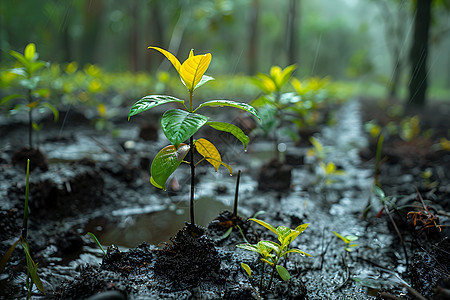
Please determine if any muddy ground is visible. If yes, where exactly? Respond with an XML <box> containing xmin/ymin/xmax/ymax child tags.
<box><xmin>0</xmin><ymin>99</ymin><xmax>449</xmax><ymax>299</ymax></box>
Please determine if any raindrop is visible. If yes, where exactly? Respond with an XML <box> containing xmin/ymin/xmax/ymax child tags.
<box><xmin>244</xmin><ymin>149</ymin><xmax>247</xmax><ymax>153</ymax></box>
<box><xmin>277</xmin><ymin>143</ymin><xmax>287</xmax><ymax>153</ymax></box>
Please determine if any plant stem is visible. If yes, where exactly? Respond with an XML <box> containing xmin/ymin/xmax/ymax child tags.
<box><xmin>188</xmin><ymin>90</ymin><xmax>196</xmax><ymax>225</ymax></box>
<box><xmin>189</xmin><ymin>135</ymin><xmax>195</xmax><ymax>225</ymax></box>
<box><xmin>233</xmin><ymin>170</ymin><xmax>241</xmax><ymax>218</ymax></box>
<box><xmin>267</xmin><ymin>263</ymin><xmax>276</xmax><ymax>290</ymax></box>
<box><xmin>28</xmin><ymin>89</ymin><xmax>33</xmax><ymax>148</ymax></box>
<box><xmin>22</xmin><ymin>159</ymin><xmax>30</xmax><ymax>240</ymax></box>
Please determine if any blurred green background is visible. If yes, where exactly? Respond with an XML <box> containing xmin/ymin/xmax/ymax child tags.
<box><xmin>1</xmin><ymin>0</ymin><xmax>449</xmax><ymax>101</ymax></box>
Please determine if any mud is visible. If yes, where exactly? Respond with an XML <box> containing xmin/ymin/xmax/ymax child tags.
<box><xmin>0</xmin><ymin>99</ymin><xmax>449</xmax><ymax>299</ymax></box>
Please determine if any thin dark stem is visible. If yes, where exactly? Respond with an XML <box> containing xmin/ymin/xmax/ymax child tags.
<box><xmin>259</xmin><ymin>264</ymin><xmax>264</xmax><ymax>291</ymax></box>
<box><xmin>188</xmin><ymin>91</ymin><xmax>195</xmax><ymax>225</ymax></box>
<box><xmin>267</xmin><ymin>263</ymin><xmax>276</xmax><ymax>290</ymax></box>
<box><xmin>189</xmin><ymin>137</ymin><xmax>195</xmax><ymax>225</ymax></box>
<box><xmin>233</xmin><ymin>170</ymin><xmax>241</xmax><ymax>218</ymax></box>
<box><xmin>28</xmin><ymin>89</ymin><xmax>33</xmax><ymax>148</ymax></box>
<box><xmin>384</xmin><ymin>202</ymin><xmax>409</xmax><ymax>268</ymax></box>
<box><xmin>22</xmin><ymin>159</ymin><xmax>30</xmax><ymax>239</ymax></box>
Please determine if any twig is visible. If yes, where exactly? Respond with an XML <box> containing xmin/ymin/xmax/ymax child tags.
<box><xmin>401</xmin><ymin>283</ymin><xmax>428</xmax><ymax>300</ymax></box>
<box><xmin>333</xmin><ymin>254</ymin><xmax>350</xmax><ymax>292</ymax></box>
<box><xmin>233</xmin><ymin>170</ymin><xmax>241</xmax><ymax>218</ymax></box>
<box><xmin>90</xmin><ymin>136</ymin><xmax>129</xmax><ymax>167</ymax></box>
<box><xmin>384</xmin><ymin>202</ymin><xmax>409</xmax><ymax>268</ymax></box>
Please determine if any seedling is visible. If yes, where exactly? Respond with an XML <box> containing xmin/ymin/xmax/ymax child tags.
<box><xmin>0</xmin><ymin>159</ymin><xmax>45</xmax><ymax>298</ymax></box>
<box><xmin>332</xmin><ymin>231</ymin><xmax>358</xmax><ymax>291</ymax></box>
<box><xmin>87</xmin><ymin>232</ymin><xmax>106</xmax><ymax>256</ymax></box>
<box><xmin>128</xmin><ymin>47</ymin><xmax>260</xmax><ymax>226</ymax></box>
<box><xmin>1</xmin><ymin>43</ymin><xmax>58</xmax><ymax>148</ymax></box>
<box><xmin>332</xmin><ymin>231</ymin><xmax>358</xmax><ymax>252</ymax></box>
<box><xmin>251</xmin><ymin>65</ymin><xmax>299</xmax><ymax>160</ymax></box>
<box><xmin>237</xmin><ymin>218</ymin><xmax>311</xmax><ymax>293</ymax></box>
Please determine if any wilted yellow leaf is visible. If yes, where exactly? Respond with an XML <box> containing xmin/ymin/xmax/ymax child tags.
<box><xmin>195</xmin><ymin>138</ymin><xmax>232</xmax><ymax>174</ymax></box>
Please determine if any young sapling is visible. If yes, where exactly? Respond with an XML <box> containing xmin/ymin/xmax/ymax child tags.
<box><xmin>128</xmin><ymin>47</ymin><xmax>260</xmax><ymax>227</ymax></box>
<box><xmin>0</xmin><ymin>159</ymin><xmax>45</xmax><ymax>298</ymax></box>
<box><xmin>2</xmin><ymin>43</ymin><xmax>58</xmax><ymax>148</ymax></box>
<box><xmin>237</xmin><ymin>218</ymin><xmax>311</xmax><ymax>293</ymax></box>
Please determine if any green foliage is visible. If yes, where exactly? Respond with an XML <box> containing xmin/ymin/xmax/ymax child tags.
<box><xmin>0</xmin><ymin>160</ymin><xmax>45</xmax><ymax>298</ymax></box>
<box><xmin>236</xmin><ymin>218</ymin><xmax>311</xmax><ymax>292</ymax></box>
<box><xmin>87</xmin><ymin>232</ymin><xmax>106</xmax><ymax>256</ymax></box>
<box><xmin>332</xmin><ymin>231</ymin><xmax>359</xmax><ymax>252</ymax></box>
<box><xmin>1</xmin><ymin>43</ymin><xmax>58</xmax><ymax>148</ymax></box>
<box><xmin>128</xmin><ymin>47</ymin><xmax>260</xmax><ymax>225</ymax></box>
<box><xmin>251</xmin><ymin>65</ymin><xmax>300</xmax><ymax>158</ymax></box>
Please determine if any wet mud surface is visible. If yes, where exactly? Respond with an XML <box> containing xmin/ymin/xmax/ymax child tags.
<box><xmin>0</xmin><ymin>99</ymin><xmax>449</xmax><ymax>299</ymax></box>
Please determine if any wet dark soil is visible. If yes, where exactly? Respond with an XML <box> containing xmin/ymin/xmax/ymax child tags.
<box><xmin>0</xmin><ymin>99</ymin><xmax>449</xmax><ymax>299</ymax></box>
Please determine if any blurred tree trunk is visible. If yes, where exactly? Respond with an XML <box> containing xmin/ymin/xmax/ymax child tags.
<box><xmin>81</xmin><ymin>0</ymin><xmax>103</xmax><ymax>65</ymax></box>
<box><xmin>144</xmin><ymin>0</ymin><xmax>165</xmax><ymax>71</ymax></box>
<box><xmin>248</xmin><ymin>0</ymin><xmax>260</xmax><ymax>74</ymax></box>
<box><xmin>286</xmin><ymin>0</ymin><xmax>299</xmax><ymax>66</ymax></box>
<box><xmin>61</xmin><ymin>22</ymin><xmax>72</xmax><ymax>62</ymax></box>
<box><xmin>408</xmin><ymin>0</ymin><xmax>432</xmax><ymax>107</ymax></box>
<box><xmin>375</xmin><ymin>0</ymin><xmax>407</xmax><ymax>99</ymax></box>
<box><xmin>129</xmin><ymin>1</ymin><xmax>139</xmax><ymax>71</ymax></box>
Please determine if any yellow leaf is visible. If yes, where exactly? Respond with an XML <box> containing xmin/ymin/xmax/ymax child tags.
<box><xmin>195</xmin><ymin>138</ymin><xmax>221</xmax><ymax>172</ymax></box>
<box><xmin>97</xmin><ymin>103</ymin><xmax>107</xmax><ymax>117</ymax></box>
<box><xmin>24</xmin><ymin>43</ymin><xmax>36</xmax><ymax>61</ymax></box>
<box><xmin>26</xmin><ymin>100</ymin><xmax>40</xmax><ymax>109</ymax></box>
<box><xmin>148</xmin><ymin>46</ymin><xmax>182</xmax><ymax>73</ymax></box>
<box><xmin>180</xmin><ymin>53</ymin><xmax>212</xmax><ymax>91</ymax></box>
<box><xmin>148</xmin><ymin>46</ymin><xmax>211</xmax><ymax>92</ymax></box>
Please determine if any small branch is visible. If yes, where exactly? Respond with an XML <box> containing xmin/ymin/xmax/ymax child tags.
<box><xmin>189</xmin><ymin>136</ymin><xmax>195</xmax><ymax>225</ymax></box>
<box><xmin>233</xmin><ymin>170</ymin><xmax>241</xmax><ymax>218</ymax></box>
<box><xmin>384</xmin><ymin>202</ymin><xmax>409</xmax><ymax>268</ymax></box>
<box><xmin>333</xmin><ymin>253</ymin><xmax>349</xmax><ymax>292</ymax></box>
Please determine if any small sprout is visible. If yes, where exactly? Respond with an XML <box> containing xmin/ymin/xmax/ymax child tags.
<box><xmin>333</xmin><ymin>231</ymin><xmax>359</xmax><ymax>252</ymax></box>
<box><xmin>241</xmin><ymin>262</ymin><xmax>252</xmax><ymax>278</ymax></box>
<box><xmin>88</xmin><ymin>232</ymin><xmax>106</xmax><ymax>256</ymax></box>
<box><xmin>237</xmin><ymin>218</ymin><xmax>311</xmax><ymax>292</ymax></box>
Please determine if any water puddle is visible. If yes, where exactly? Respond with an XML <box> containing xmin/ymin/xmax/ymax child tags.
<box><xmin>84</xmin><ymin>196</ymin><xmax>231</xmax><ymax>247</ymax></box>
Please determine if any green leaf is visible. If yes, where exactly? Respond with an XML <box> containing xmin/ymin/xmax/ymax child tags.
<box><xmin>88</xmin><ymin>232</ymin><xmax>106</xmax><ymax>256</ymax></box>
<box><xmin>29</xmin><ymin>61</ymin><xmax>47</xmax><ymax>74</ymax></box>
<box><xmin>150</xmin><ymin>144</ymin><xmax>190</xmax><ymax>190</ymax></box>
<box><xmin>221</xmin><ymin>227</ymin><xmax>233</xmax><ymax>239</ymax></box>
<box><xmin>207</xmin><ymin>121</ymin><xmax>250</xmax><ymax>150</ymax></box>
<box><xmin>260</xmin><ymin>241</ymin><xmax>281</xmax><ymax>254</ymax></box>
<box><xmin>161</xmin><ymin>109</ymin><xmax>208</xmax><ymax>148</ymax></box>
<box><xmin>241</xmin><ymin>263</ymin><xmax>252</xmax><ymax>278</ymax></box>
<box><xmin>128</xmin><ymin>95</ymin><xmax>185</xmax><ymax>120</ymax></box>
<box><xmin>294</xmin><ymin>223</ymin><xmax>309</xmax><ymax>234</ymax></box>
<box><xmin>194</xmin><ymin>100</ymin><xmax>261</xmax><ymax>122</ymax></box>
<box><xmin>32</xmin><ymin>122</ymin><xmax>43</xmax><ymax>131</ymax></box>
<box><xmin>194</xmin><ymin>75</ymin><xmax>214</xmax><ymax>90</ymax></box>
<box><xmin>1</xmin><ymin>94</ymin><xmax>24</xmax><ymax>106</ymax></box>
<box><xmin>248</xmin><ymin>218</ymin><xmax>277</xmax><ymax>235</ymax></box>
<box><xmin>282</xmin><ymin>248</ymin><xmax>312</xmax><ymax>257</ymax></box>
<box><xmin>39</xmin><ymin>102</ymin><xmax>59</xmax><ymax>122</ymax></box>
<box><xmin>236</xmin><ymin>243</ymin><xmax>259</xmax><ymax>253</ymax></box>
<box><xmin>372</xmin><ymin>185</ymin><xmax>385</xmax><ymax>200</ymax></box>
<box><xmin>276</xmin><ymin>226</ymin><xmax>292</xmax><ymax>244</ymax></box>
<box><xmin>21</xmin><ymin>239</ymin><xmax>45</xmax><ymax>295</ymax></box>
<box><xmin>0</xmin><ymin>238</ymin><xmax>20</xmax><ymax>273</ymax></box>
<box><xmin>260</xmin><ymin>258</ymin><xmax>274</xmax><ymax>266</ymax></box>
<box><xmin>10</xmin><ymin>50</ymin><xmax>29</xmax><ymax>68</ymax></box>
<box><xmin>276</xmin><ymin>265</ymin><xmax>291</xmax><ymax>281</ymax></box>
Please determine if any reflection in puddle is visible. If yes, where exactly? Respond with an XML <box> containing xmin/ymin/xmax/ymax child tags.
<box><xmin>85</xmin><ymin>197</ymin><xmax>231</xmax><ymax>248</ymax></box>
